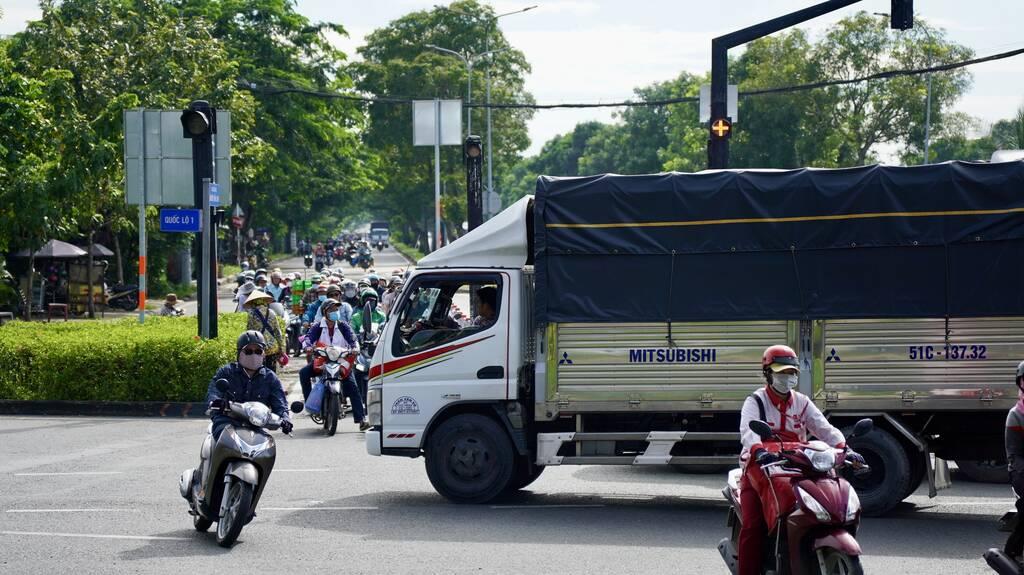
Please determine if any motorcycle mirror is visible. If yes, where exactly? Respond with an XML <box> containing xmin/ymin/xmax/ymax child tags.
<box><xmin>749</xmin><ymin>420</ymin><xmax>774</xmax><ymax>440</ymax></box>
<box><xmin>850</xmin><ymin>418</ymin><xmax>874</xmax><ymax>438</ymax></box>
<box><xmin>290</xmin><ymin>401</ymin><xmax>304</xmax><ymax>414</ymax></box>
<box><xmin>215</xmin><ymin>378</ymin><xmax>230</xmax><ymax>393</ymax></box>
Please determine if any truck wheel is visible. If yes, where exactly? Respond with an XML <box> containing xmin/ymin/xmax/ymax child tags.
<box><xmin>956</xmin><ymin>459</ymin><xmax>1009</xmax><ymax>484</ymax></box>
<box><xmin>505</xmin><ymin>456</ymin><xmax>545</xmax><ymax>492</ymax></box>
<box><xmin>841</xmin><ymin>425</ymin><xmax>909</xmax><ymax>516</ymax></box>
<box><xmin>425</xmin><ymin>414</ymin><xmax>515</xmax><ymax>504</ymax></box>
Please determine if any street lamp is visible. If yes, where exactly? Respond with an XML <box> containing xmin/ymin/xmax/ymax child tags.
<box><xmin>435</xmin><ymin>4</ymin><xmax>538</xmax><ymax>219</ymax></box>
<box><xmin>425</xmin><ymin>43</ymin><xmax>508</xmax><ymax>138</ymax></box>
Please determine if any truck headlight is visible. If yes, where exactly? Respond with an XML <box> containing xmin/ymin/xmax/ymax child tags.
<box><xmin>368</xmin><ymin>388</ymin><xmax>382</xmax><ymax>426</ymax></box>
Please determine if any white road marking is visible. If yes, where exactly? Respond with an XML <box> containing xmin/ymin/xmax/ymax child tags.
<box><xmin>261</xmin><ymin>506</ymin><xmax>378</xmax><ymax>511</ymax></box>
<box><xmin>13</xmin><ymin>471</ymin><xmax>124</xmax><ymax>477</ymax></box>
<box><xmin>918</xmin><ymin>500</ymin><xmax>1013</xmax><ymax>506</ymax></box>
<box><xmin>490</xmin><ymin>504</ymin><xmax>606</xmax><ymax>509</ymax></box>
<box><xmin>6</xmin><ymin>509</ymin><xmax>134</xmax><ymax>513</ymax></box>
<box><xmin>0</xmin><ymin>530</ymin><xmax>189</xmax><ymax>541</ymax></box>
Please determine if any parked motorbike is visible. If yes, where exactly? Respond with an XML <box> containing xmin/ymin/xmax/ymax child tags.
<box><xmin>178</xmin><ymin>379</ymin><xmax>300</xmax><ymax>547</ymax></box>
<box><xmin>984</xmin><ymin>506</ymin><xmax>1023</xmax><ymax>574</ymax></box>
<box><xmin>107</xmin><ymin>283</ymin><xmax>139</xmax><ymax>311</ymax></box>
<box><xmin>306</xmin><ymin>345</ymin><xmax>358</xmax><ymax>436</ymax></box>
<box><xmin>718</xmin><ymin>418</ymin><xmax>874</xmax><ymax>575</ymax></box>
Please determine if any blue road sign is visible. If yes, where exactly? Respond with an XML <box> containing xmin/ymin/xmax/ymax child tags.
<box><xmin>159</xmin><ymin>208</ymin><xmax>202</xmax><ymax>233</ymax></box>
<box><xmin>209</xmin><ymin>182</ymin><xmax>221</xmax><ymax>207</ymax></box>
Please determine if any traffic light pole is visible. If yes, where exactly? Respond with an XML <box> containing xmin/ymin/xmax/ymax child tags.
<box><xmin>184</xmin><ymin>100</ymin><xmax>217</xmax><ymax>339</ymax></box>
<box><xmin>707</xmin><ymin>0</ymin><xmax>865</xmax><ymax>169</ymax></box>
<box><xmin>465</xmin><ymin>136</ymin><xmax>483</xmax><ymax>231</ymax></box>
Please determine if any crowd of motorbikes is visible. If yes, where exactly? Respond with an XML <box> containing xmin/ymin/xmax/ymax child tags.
<box><xmin>303</xmin><ymin>237</ymin><xmax>375</xmax><ymax>273</ymax></box>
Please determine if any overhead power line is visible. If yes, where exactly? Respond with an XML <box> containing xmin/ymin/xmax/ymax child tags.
<box><xmin>239</xmin><ymin>46</ymin><xmax>1024</xmax><ymax>110</ymax></box>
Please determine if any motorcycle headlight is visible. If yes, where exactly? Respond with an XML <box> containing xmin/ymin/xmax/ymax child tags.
<box><xmin>845</xmin><ymin>488</ymin><xmax>861</xmax><ymax>523</ymax></box>
<box><xmin>244</xmin><ymin>402</ymin><xmax>272</xmax><ymax>427</ymax></box>
<box><xmin>368</xmin><ymin>388</ymin><xmax>382</xmax><ymax>426</ymax></box>
<box><xmin>796</xmin><ymin>486</ymin><xmax>833</xmax><ymax>523</ymax></box>
<box><xmin>805</xmin><ymin>448</ymin><xmax>837</xmax><ymax>473</ymax></box>
<box><xmin>329</xmin><ymin>381</ymin><xmax>342</xmax><ymax>394</ymax></box>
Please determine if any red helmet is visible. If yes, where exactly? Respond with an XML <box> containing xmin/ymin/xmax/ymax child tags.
<box><xmin>762</xmin><ymin>344</ymin><xmax>799</xmax><ymax>374</ymax></box>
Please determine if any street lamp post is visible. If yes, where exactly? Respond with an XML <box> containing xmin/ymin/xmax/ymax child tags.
<box><xmin>426</xmin><ymin>44</ymin><xmax>509</xmax><ymax>139</ymax></box>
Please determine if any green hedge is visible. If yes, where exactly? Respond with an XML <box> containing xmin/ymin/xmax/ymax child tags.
<box><xmin>0</xmin><ymin>315</ymin><xmax>247</xmax><ymax>402</ymax></box>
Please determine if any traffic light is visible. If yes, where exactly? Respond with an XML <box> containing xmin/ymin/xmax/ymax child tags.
<box><xmin>709</xmin><ymin>117</ymin><xmax>732</xmax><ymax>140</ymax></box>
<box><xmin>890</xmin><ymin>0</ymin><xmax>913</xmax><ymax>30</ymax></box>
<box><xmin>465</xmin><ymin>135</ymin><xmax>483</xmax><ymax>231</ymax></box>
<box><xmin>180</xmin><ymin>100</ymin><xmax>217</xmax><ymax>140</ymax></box>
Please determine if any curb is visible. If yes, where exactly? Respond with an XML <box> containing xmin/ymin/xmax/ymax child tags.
<box><xmin>391</xmin><ymin>243</ymin><xmax>419</xmax><ymax>266</ymax></box>
<box><xmin>0</xmin><ymin>400</ymin><xmax>208</xmax><ymax>418</ymax></box>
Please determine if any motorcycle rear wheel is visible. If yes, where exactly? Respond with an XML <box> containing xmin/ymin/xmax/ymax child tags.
<box><xmin>815</xmin><ymin>549</ymin><xmax>863</xmax><ymax>575</ymax></box>
<box><xmin>216</xmin><ymin>480</ymin><xmax>253</xmax><ymax>547</ymax></box>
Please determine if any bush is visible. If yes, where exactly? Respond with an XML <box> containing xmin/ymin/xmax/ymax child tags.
<box><xmin>0</xmin><ymin>314</ymin><xmax>247</xmax><ymax>402</ymax></box>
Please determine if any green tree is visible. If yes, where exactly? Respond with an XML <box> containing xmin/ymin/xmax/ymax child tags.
<box><xmin>501</xmin><ymin>121</ymin><xmax>605</xmax><ymax>203</ymax></box>
<box><xmin>355</xmin><ymin>0</ymin><xmax>534</xmax><ymax>249</ymax></box>
<box><xmin>177</xmin><ymin>0</ymin><xmax>379</xmax><ymax>247</ymax></box>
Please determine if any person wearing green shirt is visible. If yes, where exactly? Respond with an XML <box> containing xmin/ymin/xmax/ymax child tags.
<box><xmin>351</xmin><ymin>288</ymin><xmax>387</xmax><ymax>336</ymax></box>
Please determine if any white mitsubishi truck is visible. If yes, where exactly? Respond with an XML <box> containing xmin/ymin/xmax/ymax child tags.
<box><xmin>366</xmin><ymin>161</ymin><xmax>1024</xmax><ymax>515</ymax></box>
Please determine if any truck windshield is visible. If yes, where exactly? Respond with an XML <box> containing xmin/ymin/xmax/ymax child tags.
<box><xmin>393</xmin><ymin>276</ymin><xmax>501</xmax><ymax>356</ymax></box>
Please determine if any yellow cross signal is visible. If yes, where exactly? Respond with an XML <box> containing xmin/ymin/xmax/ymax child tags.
<box><xmin>711</xmin><ymin>118</ymin><xmax>732</xmax><ymax>139</ymax></box>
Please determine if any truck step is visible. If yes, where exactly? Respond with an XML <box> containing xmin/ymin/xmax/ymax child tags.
<box><xmin>536</xmin><ymin>431</ymin><xmax>740</xmax><ymax>466</ymax></box>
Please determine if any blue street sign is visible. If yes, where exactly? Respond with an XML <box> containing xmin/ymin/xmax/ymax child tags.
<box><xmin>159</xmin><ymin>208</ymin><xmax>202</xmax><ymax>233</ymax></box>
<box><xmin>209</xmin><ymin>182</ymin><xmax>221</xmax><ymax>207</ymax></box>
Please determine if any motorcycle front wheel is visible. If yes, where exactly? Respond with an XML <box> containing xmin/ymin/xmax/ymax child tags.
<box><xmin>216</xmin><ymin>479</ymin><xmax>253</xmax><ymax>547</ymax></box>
<box><xmin>815</xmin><ymin>549</ymin><xmax>863</xmax><ymax>575</ymax></box>
<box><xmin>324</xmin><ymin>392</ymin><xmax>339</xmax><ymax>436</ymax></box>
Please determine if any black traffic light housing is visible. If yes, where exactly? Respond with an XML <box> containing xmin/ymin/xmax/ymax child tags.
<box><xmin>464</xmin><ymin>135</ymin><xmax>483</xmax><ymax>231</ymax></box>
<box><xmin>890</xmin><ymin>0</ymin><xmax>913</xmax><ymax>30</ymax></box>
<box><xmin>180</xmin><ymin>100</ymin><xmax>217</xmax><ymax>139</ymax></box>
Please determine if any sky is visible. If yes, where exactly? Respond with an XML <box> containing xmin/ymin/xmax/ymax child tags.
<box><xmin>2</xmin><ymin>0</ymin><xmax>1022</xmax><ymax>157</ymax></box>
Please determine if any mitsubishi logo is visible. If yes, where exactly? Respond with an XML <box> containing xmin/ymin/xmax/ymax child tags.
<box><xmin>826</xmin><ymin>348</ymin><xmax>842</xmax><ymax>363</ymax></box>
<box><xmin>558</xmin><ymin>352</ymin><xmax>574</xmax><ymax>365</ymax></box>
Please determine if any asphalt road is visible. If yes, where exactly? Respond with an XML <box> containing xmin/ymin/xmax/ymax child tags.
<box><xmin>0</xmin><ymin>413</ymin><xmax>1012</xmax><ymax>574</ymax></box>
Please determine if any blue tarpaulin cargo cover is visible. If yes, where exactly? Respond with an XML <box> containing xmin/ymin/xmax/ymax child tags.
<box><xmin>533</xmin><ymin>161</ymin><xmax>1024</xmax><ymax>324</ymax></box>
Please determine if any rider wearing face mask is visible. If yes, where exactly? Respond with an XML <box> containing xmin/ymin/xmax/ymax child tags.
<box><xmin>735</xmin><ymin>345</ymin><xmax>861</xmax><ymax>575</ymax></box>
<box><xmin>340</xmin><ymin>279</ymin><xmax>361</xmax><ymax>310</ymax></box>
<box><xmin>299</xmin><ymin>299</ymin><xmax>368</xmax><ymax>431</ymax></box>
<box><xmin>205</xmin><ymin>331</ymin><xmax>292</xmax><ymax>440</ymax></box>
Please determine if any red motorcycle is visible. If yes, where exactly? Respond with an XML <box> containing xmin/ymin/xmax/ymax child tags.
<box><xmin>718</xmin><ymin>418</ymin><xmax>873</xmax><ymax>575</ymax></box>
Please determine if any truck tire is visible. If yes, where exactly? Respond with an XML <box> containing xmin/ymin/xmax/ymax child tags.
<box><xmin>841</xmin><ymin>425</ymin><xmax>910</xmax><ymax>516</ymax></box>
<box><xmin>425</xmin><ymin>414</ymin><xmax>516</xmax><ymax>504</ymax></box>
<box><xmin>904</xmin><ymin>450</ymin><xmax>926</xmax><ymax>499</ymax></box>
<box><xmin>956</xmin><ymin>459</ymin><xmax>1009</xmax><ymax>484</ymax></box>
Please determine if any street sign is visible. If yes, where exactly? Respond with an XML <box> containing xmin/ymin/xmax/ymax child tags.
<box><xmin>413</xmin><ymin>100</ymin><xmax>462</xmax><ymax>146</ymax></box>
<box><xmin>699</xmin><ymin>84</ymin><xmax>738</xmax><ymax>124</ymax></box>
<box><xmin>159</xmin><ymin>208</ymin><xmax>202</xmax><ymax>233</ymax></box>
<box><xmin>710</xmin><ymin>118</ymin><xmax>733</xmax><ymax>140</ymax></box>
<box><xmin>123</xmin><ymin>109</ymin><xmax>232</xmax><ymax>206</ymax></box>
<box><xmin>209</xmin><ymin>182</ymin><xmax>221</xmax><ymax>207</ymax></box>
<box><xmin>231</xmin><ymin>216</ymin><xmax>244</xmax><ymax>229</ymax></box>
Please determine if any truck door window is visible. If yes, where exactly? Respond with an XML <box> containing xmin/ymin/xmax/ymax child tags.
<box><xmin>392</xmin><ymin>276</ymin><xmax>502</xmax><ymax>356</ymax></box>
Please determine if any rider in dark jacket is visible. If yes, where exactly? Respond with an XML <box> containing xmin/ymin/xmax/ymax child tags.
<box><xmin>206</xmin><ymin>331</ymin><xmax>292</xmax><ymax>439</ymax></box>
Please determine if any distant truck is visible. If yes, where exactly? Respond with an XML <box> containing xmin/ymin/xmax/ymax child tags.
<box><xmin>370</xmin><ymin>221</ymin><xmax>390</xmax><ymax>248</ymax></box>
<box><xmin>365</xmin><ymin>160</ymin><xmax>1024</xmax><ymax>515</ymax></box>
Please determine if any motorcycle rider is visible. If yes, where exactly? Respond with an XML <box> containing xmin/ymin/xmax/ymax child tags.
<box><xmin>1002</xmin><ymin>360</ymin><xmax>1024</xmax><ymax>562</ymax></box>
<box><xmin>736</xmin><ymin>345</ymin><xmax>862</xmax><ymax>575</ymax></box>
<box><xmin>310</xmin><ymin>284</ymin><xmax>353</xmax><ymax>326</ymax></box>
<box><xmin>367</xmin><ymin>273</ymin><xmax>384</xmax><ymax>298</ymax></box>
<box><xmin>381</xmin><ymin>275</ymin><xmax>404</xmax><ymax>315</ymax></box>
<box><xmin>351</xmin><ymin>288</ymin><xmax>387</xmax><ymax>334</ymax></box>
<box><xmin>303</xmin><ymin>283</ymin><xmax>330</xmax><ymax>325</ymax></box>
<box><xmin>341</xmin><ymin>279</ymin><xmax>361</xmax><ymax>309</ymax></box>
<box><xmin>299</xmin><ymin>298</ymin><xmax>369</xmax><ymax>431</ymax></box>
<box><xmin>265</xmin><ymin>271</ymin><xmax>291</xmax><ymax>304</ymax></box>
<box><xmin>205</xmin><ymin>331</ymin><xmax>292</xmax><ymax>440</ymax></box>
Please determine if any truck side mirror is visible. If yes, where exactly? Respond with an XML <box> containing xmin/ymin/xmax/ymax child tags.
<box><xmin>749</xmin><ymin>420</ymin><xmax>773</xmax><ymax>440</ymax></box>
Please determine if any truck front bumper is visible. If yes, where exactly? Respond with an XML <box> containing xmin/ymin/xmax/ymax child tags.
<box><xmin>365</xmin><ymin>430</ymin><xmax>382</xmax><ymax>456</ymax></box>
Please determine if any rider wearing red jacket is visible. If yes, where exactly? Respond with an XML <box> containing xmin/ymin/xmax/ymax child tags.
<box><xmin>736</xmin><ymin>345</ymin><xmax>863</xmax><ymax>575</ymax></box>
